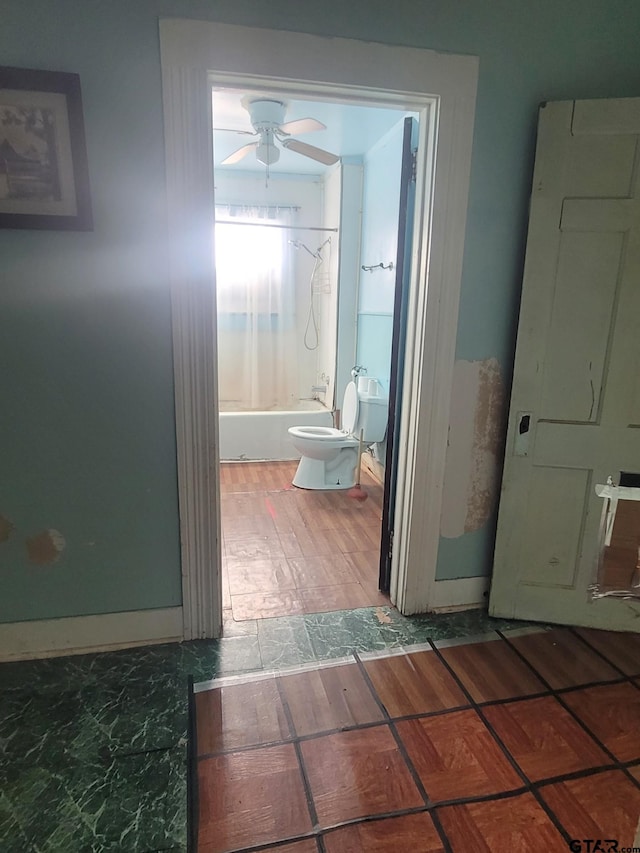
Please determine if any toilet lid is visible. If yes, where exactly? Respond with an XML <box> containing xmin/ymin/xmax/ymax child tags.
<box><xmin>342</xmin><ymin>381</ymin><xmax>359</xmax><ymax>433</ymax></box>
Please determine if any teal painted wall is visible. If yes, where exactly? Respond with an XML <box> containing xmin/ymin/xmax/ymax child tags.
<box><xmin>1</xmin><ymin>1</ymin><xmax>640</xmax><ymax>621</ymax></box>
<box><xmin>356</xmin><ymin>316</ymin><xmax>395</xmax><ymax>400</ymax></box>
<box><xmin>356</xmin><ymin>118</ymin><xmax>406</xmax><ymax>395</ymax></box>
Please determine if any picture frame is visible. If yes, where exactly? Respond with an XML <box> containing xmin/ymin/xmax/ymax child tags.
<box><xmin>0</xmin><ymin>66</ymin><xmax>92</xmax><ymax>231</ymax></box>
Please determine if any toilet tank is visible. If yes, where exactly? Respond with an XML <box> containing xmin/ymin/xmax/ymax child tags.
<box><xmin>355</xmin><ymin>388</ymin><xmax>388</xmax><ymax>443</ymax></box>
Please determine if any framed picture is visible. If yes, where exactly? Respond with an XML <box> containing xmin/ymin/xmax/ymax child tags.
<box><xmin>0</xmin><ymin>66</ymin><xmax>92</xmax><ymax>230</ymax></box>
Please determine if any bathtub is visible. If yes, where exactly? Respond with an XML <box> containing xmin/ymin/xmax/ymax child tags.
<box><xmin>218</xmin><ymin>400</ymin><xmax>334</xmax><ymax>461</ymax></box>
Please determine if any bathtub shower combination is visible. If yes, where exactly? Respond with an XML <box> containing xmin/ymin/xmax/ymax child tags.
<box><xmin>216</xmin><ymin>224</ymin><xmax>342</xmax><ymax>463</ymax></box>
<box><xmin>218</xmin><ymin>399</ymin><xmax>333</xmax><ymax>461</ymax></box>
<box><xmin>219</xmin><ymin>379</ymin><xmax>388</xmax><ymax>496</ymax></box>
<box><xmin>215</xmin><ymin>219</ymin><xmax>390</xmax><ymax>480</ymax></box>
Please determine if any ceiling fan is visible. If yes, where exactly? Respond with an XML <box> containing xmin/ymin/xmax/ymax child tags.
<box><xmin>217</xmin><ymin>97</ymin><xmax>340</xmax><ymax>168</ymax></box>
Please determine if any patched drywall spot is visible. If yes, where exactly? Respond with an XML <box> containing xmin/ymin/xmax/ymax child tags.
<box><xmin>25</xmin><ymin>529</ymin><xmax>66</xmax><ymax>565</ymax></box>
<box><xmin>441</xmin><ymin>359</ymin><xmax>506</xmax><ymax>538</ymax></box>
<box><xmin>0</xmin><ymin>515</ymin><xmax>14</xmax><ymax>543</ymax></box>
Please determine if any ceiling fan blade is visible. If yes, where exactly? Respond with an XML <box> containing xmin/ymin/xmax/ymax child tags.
<box><xmin>279</xmin><ymin>117</ymin><xmax>326</xmax><ymax>135</ymax></box>
<box><xmin>220</xmin><ymin>142</ymin><xmax>259</xmax><ymax>165</ymax></box>
<box><xmin>214</xmin><ymin>127</ymin><xmax>256</xmax><ymax>136</ymax></box>
<box><xmin>282</xmin><ymin>138</ymin><xmax>339</xmax><ymax>166</ymax></box>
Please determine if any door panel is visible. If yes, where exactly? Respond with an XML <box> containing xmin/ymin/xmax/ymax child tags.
<box><xmin>565</xmin><ymin>134</ymin><xmax>636</xmax><ymax>197</ymax></box>
<box><xmin>539</xmin><ymin>232</ymin><xmax>623</xmax><ymax>424</ymax></box>
<box><xmin>518</xmin><ymin>467</ymin><xmax>589</xmax><ymax>588</ymax></box>
<box><xmin>489</xmin><ymin>97</ymin><xmax>640</xmax><ymax>630</ymax></box>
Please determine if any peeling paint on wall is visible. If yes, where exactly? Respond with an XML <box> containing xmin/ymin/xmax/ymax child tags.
<box><xmin>0</xmin><ymin>515</ymin><xmax>14</xmax><ymax>542</ymax></box>
<box><xmin>466</xmin><ymin>359</ymin><xmax>507</xmax><ymax>532</ymax></box>
<box><xmin>441</xmin><ymin>358</ymin><xmax>506</xmax><ymax>539</ymax></box>
<box><xmin>25</xmin><ymin>529</ymin><xmax>66</xmax><ymax>565</ymax></box>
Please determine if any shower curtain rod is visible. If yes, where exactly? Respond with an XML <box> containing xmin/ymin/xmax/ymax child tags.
<box><xmin>215</xmin><ymin>220</ymin><xmax>338</xmax><ymax>233</ymax></box>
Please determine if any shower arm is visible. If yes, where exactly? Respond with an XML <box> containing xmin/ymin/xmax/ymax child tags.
<box><xmin>289</xmin><ymin>236</ymin><xmax>332</xmax><ymax>260</ymax></box>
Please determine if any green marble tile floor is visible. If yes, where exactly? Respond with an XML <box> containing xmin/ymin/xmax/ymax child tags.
<box><xmin>0</xmin><ymin>605</ymin><xmax>539</xmax><ymax>851</ymax></box>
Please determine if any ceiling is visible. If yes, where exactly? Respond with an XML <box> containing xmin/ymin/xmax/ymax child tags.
<box><xmin>212</xmin><ymin>89</ymin><xmax>413</xmax><ymax>175</ymax></box>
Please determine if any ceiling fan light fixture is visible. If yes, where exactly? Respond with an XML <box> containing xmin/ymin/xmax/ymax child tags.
<box><xmin>218</xmin><ymin>96</ymin><xmax>339</xmax><ymax>171</ymax></box>
<box><xmin>255</xmin><ymin>131</ymin><xmax>280</xmax><ymax>166</ymax></box>
<box><xmin>245</xmin><ymin>98</ymin><xmax>287</xmax><ymax>130</ymax></box>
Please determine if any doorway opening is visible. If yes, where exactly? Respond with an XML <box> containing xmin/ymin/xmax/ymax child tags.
<box><xmin>212</xmin><ymin>87</ymin><xmax>418</xmax><ymax>625</ymax></box>
<box><xmin>160</xmin><ymin>19</ymin><xmax>478</xmax><ymax>640</ymax></box>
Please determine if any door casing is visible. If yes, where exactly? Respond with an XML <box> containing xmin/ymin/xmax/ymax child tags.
<box><xmin>379</xmin><ymin>116</ymin><xmax>418</xmax><ymax>593</ymax></box>
<box><xmin>160</xmin><ymin>20</ymin><xmax>479</xmax><ymax>639</ymax></box>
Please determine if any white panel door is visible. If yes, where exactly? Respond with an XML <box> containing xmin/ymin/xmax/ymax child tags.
<box><xmin>489</xmin><ymin>97</ymin><xmax>640</xmax><ymax>631</ymax></box>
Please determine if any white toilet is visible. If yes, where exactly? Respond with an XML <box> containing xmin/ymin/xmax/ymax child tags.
<box><xmin>288</xmin><ymin>379</ymin><xmax>388</xmax><ymax>490</ymax></box>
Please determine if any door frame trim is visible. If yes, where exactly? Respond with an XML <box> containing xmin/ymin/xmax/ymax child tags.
<box><xmin>160</xmin><ymin>20</ymin><xmax>478</xmax><ymax>637</ymax></box>
<box><xmin>379</xmin><ymin>116</ymin><xmax>417</xmax><ymax>594</ymax></box>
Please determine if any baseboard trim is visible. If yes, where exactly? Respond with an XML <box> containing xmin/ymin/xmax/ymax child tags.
<box><xmin>430</xmin><ymin>576</ymin><xmax>490</xmax><ymax>611</ymax></box>
<box><xmin>361</xmin><ymin>452</ymin><xmax>385</xmax><ymax>485</ymax></box>
<box><xmin>0</xmin><ymin>606</ymin><xmax>184</xmax><ymax>661</ymax></box>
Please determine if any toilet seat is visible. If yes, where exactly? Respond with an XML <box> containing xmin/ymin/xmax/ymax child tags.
<box><xmin>288</xmin><ymin>425</ymin><xmax>359</xmax><ymax>445</ymax></box>
<box><xmin>287</xmin><ymin>379</ymin><xmax>386</xmax><ymax>490</ymax></box>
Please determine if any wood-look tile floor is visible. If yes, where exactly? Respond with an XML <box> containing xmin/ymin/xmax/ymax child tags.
<box><xmin>195</xmin><ymin>626</ymin><xmax>640</xmax><ymax>852</ymax></box>
<box><xmin>220</xmin><ymin>461</ymin><xmax>388</xmax><ymax>621</ymax></box>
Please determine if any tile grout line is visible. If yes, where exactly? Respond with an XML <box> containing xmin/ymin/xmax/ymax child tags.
<box><xmin>195</xmin><ymin>652</ymin><xmax>636</xmax><ymax>757</ymax></box>
<box><xmin>426</xmin><ymin>638</ymin><xmax>575</xmax><ymax>847</ymax></box>
<box><xmin>567</xmin><ymin>625</ymin><xmax>640</xmax><ymax>690</ymax></box>
<box><xmin>196</xmin><ymin>704</ymin><xmax>467</xmax><ymax>761</ymax></box>
<box><xmin>352</xmin><ymin>651</ymin><xmax>454</xmax><ymax>853</ymax></box>
<box><xmin>195</xmin><ymin>666</ymin><xmax>632</xmax><ymax>762</ymax></box>
<box><xmin>195</xmin><ymin>631</ymin><xmax>640</xmax><ymax>851</ymax></box>
<box><xmin>535</xmin><ymin>761</ymin><xmax>640</xmax><ymax>789</ymax></box>
<box><xmin>274</xmin><ymin>677</ymin><xmax>323</xmax><ymax>840</ymax></box>
<box><xmin>194</xmin><ymin>639</ymin><xmax>631</xmax><ymax>694</ymax></box>
<box><xmin>217</xmin><ymin>830</ymin><xmax>320</xmax><ymax>853</ymax></box>
<box><xmin>194</xmin><ymin>727</ymin><xmax>630</xmax><ymax>791</ymax></box>
<box><xmin>496</xmin><ymin>629</ymin><xmax>640</xmax><ymax>792</ymax></box>
<box><xmin>223</xmin><ymin>808</ymin><xmax>437</xmax><ymax>853</ymax></box>
<box><xmin>544</xmin><ymin>673</ymin><xmax>631</xmax><ymax>694</ymax></box>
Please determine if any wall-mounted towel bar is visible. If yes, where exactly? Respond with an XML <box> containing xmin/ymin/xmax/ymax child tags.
<box><xmin>361</xmin><ymin>261</ymin><xmax>394</xmax><ymax>272</ymax></box>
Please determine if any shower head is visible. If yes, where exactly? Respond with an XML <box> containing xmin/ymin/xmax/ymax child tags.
<box><xmin>289</xmin><ymin>240</ymin><xmax>318</xmax><ymax>260</ymax></box>
<box><xmin>288</xmin><ymin>239</ymin><xmax>320</xmax><ymax>259</ymax></box>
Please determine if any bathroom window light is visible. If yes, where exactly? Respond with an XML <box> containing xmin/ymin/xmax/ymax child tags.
<box><xmin>215</xmin><ymin>221</ymin><xmax>282</xmax><ymax>293</ymax></box>
<box><xmin>214</xmin><ymin>205</ymin><xmax>294</xmax><ymax>316</ymax></box>
<box><xmin>214</xmin><ymin>204</ymin><xmax>298</xmax><ymax>409</ymax></box>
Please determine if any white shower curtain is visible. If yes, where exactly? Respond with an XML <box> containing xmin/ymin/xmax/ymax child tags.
<box><xmin>215</xmin><ymin>205</ymin><xmax>299</xmax><ymax>410</ymax></box>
